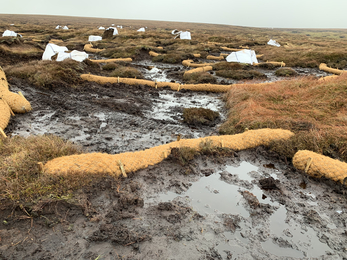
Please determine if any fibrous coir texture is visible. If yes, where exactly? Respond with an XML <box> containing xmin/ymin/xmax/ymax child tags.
<box><xmin>184</xmin><ymin>66</ymin><xmax>213</xmax><ymax>75</ymax></box>
<box><xmin>84</xmin><ymin>43</ymin><xmax>105</xmax><ymax>53</ymax></box>
<box><xmin>0</xmin><ymin>99</ymin><xmax>11</xmax><ymax>130</ymax></box>
<box><xmin>88</xmin><ymin>58</ymin><xmax>132</xmax><ymax>63</ymax></box>
<box><xmin>318</xmin><ymin>75</ymin><xmax>339</xmax><ymax>81</ymax></box>
<box><xmin>293</xmin><ymin>150</ymin><xmax>347</xmax><ymax>184</ymax></box>
<box><xmin>149</xmin><ymin>51</ymin><xmax>159</xmax><ymax>57</ymax></box>
<box><xmin>254</xmin><ymin>61</ymin><xmax>285</xmax><ymax>67</ymax></box>
<box><xmin>0</xmin><ymin>66</ymin><xmax>32</xmax><ymax>114</ymax></box>
<box><xmin>81</xmin><ymin>74</ymin><xmax>231</xmax><ymax>92</ymax></box>
<box><xmin>182</xmin><ymin>60</ymin><xmax>216</xmax><ymax>67</ymax></box>
<box><xmin>319</xmin><ymin>63</ymin><xmax>345</xmax><ymax>75</ymax></box>
<box><xmin>44</xmin><ymin>129</ymin><xmax>294</xmax><ymax>176</ymax></box>
<box><xmin>206</xmin><ymin>55</ymin><xmax>224</xmax><ymax>61</ymax></box>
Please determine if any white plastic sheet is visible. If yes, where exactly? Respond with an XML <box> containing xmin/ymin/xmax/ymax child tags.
<box><xmin>98</xmin><ymin>26</ymin><xmax>105</xmax><ymax>30</ymax></box>
<box><xmin>172</xmin><ymin>30</ymin><xmax>191</xmax><ymax>40</ymax></box>
<box><xmin>226</xmin><ymin>49</ymin><xmax>258</xmax><ymax>65</ymax></box>
<box><xmin>268</xmin><ymin>39</ymin><xmax>280</xmax><ymax>47</ymax></box>
<box><xmin>55</xmin><ymin>25</ymin><xmax>61</xmax><ymax>29</ymax></box>
<box><xmin>88</xmin><ymin>35</ymin><xmax>102</xmax><ymax>42</ymax></box>
<box><xmin>179</xmin><ymin>31</ymin><xmax>191</xmax><ymax>40</ymax></box>
<box><xmin>63</xmin><ymin>26</ymin><xmax>69</xmax><ymax>30</ymax></box>
<box><xmin>56</xmin><ymin>50</ymin><xmax>88</xmax><ymax>62</ymax></box>
<box><xmin>137</xmin><ymin>27</ymin><xmax>145</xmax><ymax>32</ymax></box>
<box><xmin>42</xmin><ymin>43</ymin><xmax>68</xmax><ymax>60</ymax></box>
<box><xmin>107</xmin><ymin>27</ymin><xmax>119</xmax><ymax>35</ymax></box>
<box><xmin>2</xmin><ymin>30</ymin><xmax>18</xmax><ymax>37</ymax></box>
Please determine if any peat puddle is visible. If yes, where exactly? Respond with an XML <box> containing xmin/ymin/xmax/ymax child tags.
<box><xmin>146</xmin><ymin>159</ymin><xmax>332</xmax><ymax>259</ymax></box>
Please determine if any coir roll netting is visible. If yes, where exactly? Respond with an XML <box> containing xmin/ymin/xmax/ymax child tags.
<box><xmin>293</xmin><ymin>150</ymin><xmax>347</xmax><ymax>184</ymax></box>
<box><xmin>318</xmin><ymin>75</ymin><xmax>339</xmax><ymax>81</ymax></box>
<box><xmin>44</xmin><ymin>129</ymin><xmax>294</xmax><ymax>176</ymax></box>
<box><xmin>319</xmin><ymin>63</ymin><xmax>345</xmax><ymax>75</ymax></box>
<box><xmin>0</xmin><ymin>66</ymin><xmax>32</xmax><ymax>113</ymax></box>
<box><xmin>84</xmin><ymin>43</ymin><xmax>105</xmax><ymax>53</ymax></box>
<box><xmin>149</xmin><ymin>51</ymin><xmax>159</xmax><ymax>57</ymax></box>
<box><xmin>254</xmin><ymin>61</ymin><xmax>285</xmax><ymax>67</ymax></box>
<box><xmin>88</xmin><ymin>58</ymin><xmax>132</xmax><ymax>63</ymax></box>
<box><xmin>182</xmin><ymin>60</ymin><xmax>215</xmax><ymax>67</ymax></box>
<box><xmin>81</xmin><ymin>74</ymin><xmax>232</xmax><ymax>92</ymax></box>
<box><xmin>0</xmin><ymin>67</ymin><xmax>9</xmax><ymax>90</ymax></box>
<box><xmin>0</xmin><ymin>99</ymin><xmax>11</xmax><ymax>131</ymax></box>
<box><xmin>0</xmin><ymin>66</ymin><xmax>32</xmax><ymax>135</ymax></box>
<box><xmin>184</xmin><ymin>66</ymin><xmax>213</xmax><ymax>75</ymax></box>
<box><xmin>206</xmin><ymin>55</ymin><xmax>224</xmax><ymax>61</ymax></box>
<box><xmin>220</xmin><ymin>47</ymin><xmax>244</xmax><ymax>52</ymax></box>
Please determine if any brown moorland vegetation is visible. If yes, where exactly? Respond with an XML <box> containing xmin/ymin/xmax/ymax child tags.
<box><xmin>220</xmin><ymin>74</ymin><xmax>347</xmax><ymax>161</ymax></box>
<box><xmin>0</xmin><ymin>135</ymin><xmax>84</xmax><ymax>203</ymax></box>
<box><xmin>1</xmin><ymin>14</ymin><xmax>347</xmax><ymax>69</ymax></box>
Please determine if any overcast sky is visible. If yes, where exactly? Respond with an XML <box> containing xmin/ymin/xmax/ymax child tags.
<box><xmin>1</xmin><ymin>0</ymin><xmax>347</xmax><ymax>28</ymax></box>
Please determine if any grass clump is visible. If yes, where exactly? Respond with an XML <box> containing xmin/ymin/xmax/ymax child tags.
<box><xmin>183</xmin><ymin>107</ymin><xmax>220</xmax><ymax>126</ymax></box>
<box><xmin>216</xmin><ymin>70</ymin><xmax>266</xmax><ymax>80</ymax></box>
<box><xmin>220</xmin><ymin>74</ymin><xmax>347</xmax><ymax>161</ymax></box>
<box><xmin>110</xmin><ymin>66</ymin><xmax>143</xmax><ymax>78</ymax></box>
<box><xmin>183</xmin><ymin>72</ymin><xmax>216</xmax><ymax>84</ymax></box>
<box><xmin>0</xmin><ymin>135</ymin><xmax>87</xmax><ymax>203</ymax></box>
<box><xmin>152</xmin><ymin>54</ymin><xmax>182</xmax><ymax>64</ymax></box>
<box><xmin>275</xmin><ymin>67</ymin><xmax>298</xmax><ymax>77</ymax></box>
<box><xmin>102</xmin><ymin>63</ymin><xmax>119</xmax><ymax>70</ymax></box>
<box><xmin>101</xmin><ymin>47</ymin><xmax>141</xmax><ymax>59</ymax></box>
<box><xmin>213</xmin><ymin>62</ymin><xmax>244</xmax><ymax>70</ymax></box>
<box><xmin>269</xmin><ymin>130</ymin><xmax>347</xmax><ymax>161</ymax></box>
<box><xmin>255</xmin><ymin>63</ymin><xmax>278</xmax><ymax>69</ymax></box>
<box><xmin>0</xmin><ymin>42</ymin><xmax>43</xmax><ymax>57</ymax></box>
<box><xmin>171</xmin><ymin>147</ymin><xmax>198</xmax><ymax>166</ymax></box>
<box><xmin>4</xmin><ymin>59</ymin><xmax>85</xmax><ymax>88</ymax></box>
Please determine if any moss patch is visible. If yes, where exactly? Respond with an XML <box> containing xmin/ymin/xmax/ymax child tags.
<box><xmin>183</xmin><ymin>72</ymin><xmax>216</xmax><ymax>84</ymax></box>
<box><xmin>102</xmin><ymin>63</ymin><xmax>119</xmax><ymax>70</ymax></box>
<box><xmin>216</xmin><ymin>70</ymin><xmax>266</xmax><ymax>80</ymax></box>
<box><xmin>110</xmin><ymin>66</ymin><xmax>143</xmax><ymax>78</ymax></box>
<box><xmin>152</xmin><ymin>54</ymin><xmax>182</xmax><ymax>64</ymax></box>
<box><xmin>183</xmin><ymin>107</ymin><xmax>220</xmax><ymax>126</ymax></box>
<box><xmin>275</xmin><ymin>67</ymin><xmax>298</xmax><ymax>77</ymax></box>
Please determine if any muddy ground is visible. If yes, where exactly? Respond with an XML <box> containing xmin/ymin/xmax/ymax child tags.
<box><xmin>1</xmin><ymin>52</ymin><xmax>346</xmax><ymax>259</ymax></box>
<box><xmin>1</xmin><ymin>149</ymin><xmax>347</xmax><ymax>259</ymax></box>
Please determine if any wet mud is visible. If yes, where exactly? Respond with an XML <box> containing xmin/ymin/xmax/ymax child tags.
<box><xmin>1</xmin><ymin>57</ymin><xmax>347</xmax><ymax>259</ymax></box>
<box><xmin>1</xmin><ymin>148</ymin><xmax>347</xmax><ymax>259</ymax></box>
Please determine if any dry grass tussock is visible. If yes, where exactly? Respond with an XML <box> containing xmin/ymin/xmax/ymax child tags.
<box><xmin>183</xmin><ymin>71</ymin><xmax>216</xmax><ymax>84</ymax></box>
<box><xmin>0</xmin><ymin>135</ymin><xmax>88</xmax><ymax>204</ymax></box>
<box><xmin>0</xmin><ymin>42</ymin><xmax>43</xmax><ymax>56</ymax></box>
<box><xmin>4</xmin><ymin>59</ymin><xmax>85</xmax><ymax>88</ymax></box>
<box><xmin>110</xmin><ymin>65</ymin><xmax>143</xmax><ymax>79</ymax></box>
<box><xmin>220</xmin><ymin>74</ymin><xmax>347</xmax><ymax>161</ymax></box>
<box><xmin>183</xmin><ymin>107</ymin><xmax>220</xmax><ymax>126</ymax></box>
